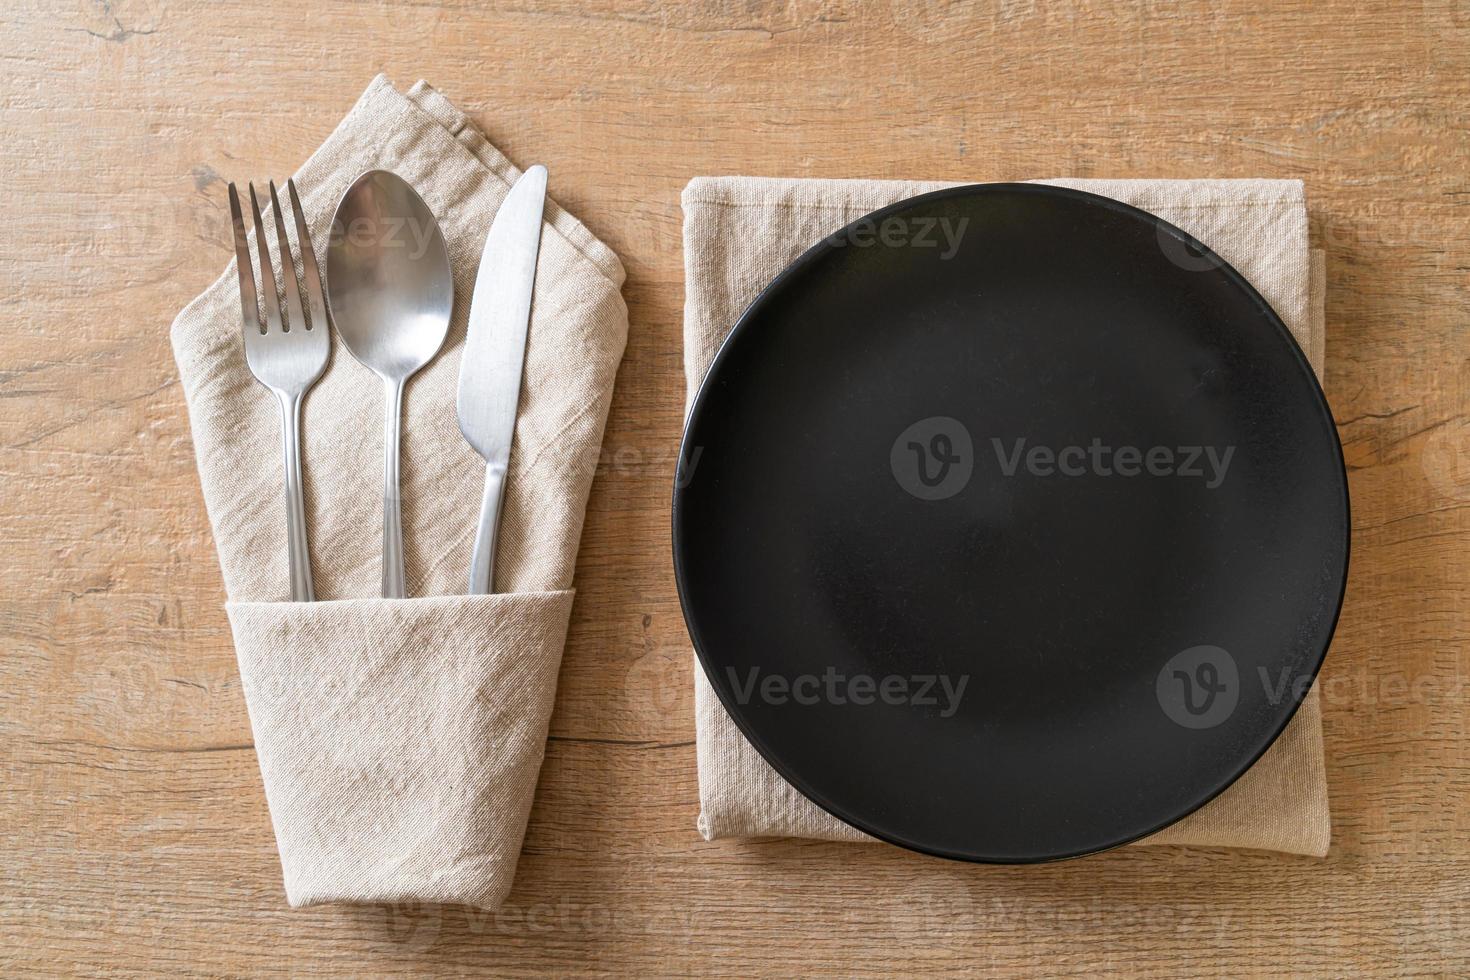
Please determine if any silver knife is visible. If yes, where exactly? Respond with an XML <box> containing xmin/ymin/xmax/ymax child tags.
<box><xmin>457</xmin><ymin>164</ymin><xmax>547</xmax><ymax>594</ymax></box>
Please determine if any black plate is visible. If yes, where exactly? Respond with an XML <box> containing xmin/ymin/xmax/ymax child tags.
<box><xmin>673</xmin><ymin>183</ymin><xmax>1349</xmax><ymax>863</ymax></box>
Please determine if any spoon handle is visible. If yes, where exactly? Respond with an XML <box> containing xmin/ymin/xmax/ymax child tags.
<box><xmin>468</xmin><ymin>460</ymin><xmax>507</xmax><ymax>594</ymax></box>
<box><xmin>381</xmin><ymin>377</ymin><xmax>406</xmax><ymax>598</ymax></box>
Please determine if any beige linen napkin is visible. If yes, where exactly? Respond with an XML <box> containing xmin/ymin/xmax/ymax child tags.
<box><xmin>682</xmin><ymin>176</ymin><xmax>1331</xmax><ymax>856</ymax></box>
<box><xmin>172</xmin><ymin>76</ymin><xmax>627</xmax><ymax>908</ymax></box>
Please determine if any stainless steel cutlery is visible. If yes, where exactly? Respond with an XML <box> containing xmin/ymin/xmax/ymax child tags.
<box><xmin>229</xmin><ymin>168</ymin><xmax>547</xmax><ymax>599</ymax></box>
<box><xmin>228</xmin><ymin>179</ymin><xmax>330</xmax><ymax>602</ymax></box>
<box><xmin>457</xmin><ymin>165</ymin><xmax>548</xmax><ymax>594</ymax></box>
<box><xmin>325</xmin><ymin>171</ymin><xmax>454</xmax><ymax>598</ymax></box>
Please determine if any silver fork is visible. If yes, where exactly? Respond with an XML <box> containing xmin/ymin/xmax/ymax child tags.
<box><xmin>228</xmin><ymin>179</ymin><xmax>330</xmax><ymax>601</ymax></box>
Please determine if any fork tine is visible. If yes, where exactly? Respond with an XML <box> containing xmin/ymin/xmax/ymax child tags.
<box><xmin>248</xmin><ymin>184</ymin><xmax>285</xmax><ymax>333</ymax></box>
<box><xmin>268</xmin><ymin>181</ymin><xmax>306</xmax><ymax>333</ymax></box>
<box><xmin>286</xmin><ymin>179</ymin><xmax>328</xmax><ymax>331</ymax></box>
<box><xmin>228</xmin><ymin>184</ymin><xmax>263</xmax><ymax>335</ymax></box>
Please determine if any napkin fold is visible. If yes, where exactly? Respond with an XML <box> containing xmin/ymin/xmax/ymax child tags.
<box><xmin>682</xmin><ymin>176</ymin><xmax>1331</xmax><ymax>856</ymax></box>
<box><xmin>172</xmin><ymin>76</ymin><xmax>628</xmax><ymax>908</ymax></box>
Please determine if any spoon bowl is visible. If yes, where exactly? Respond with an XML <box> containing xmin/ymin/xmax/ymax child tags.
<box><xmin>326</xmin><ymin>170</ymin><xmax>454</xmax><ymax>597</ymax></box>
<box><xmin>327</xmin><ymin>170</ymin><xmax>453</xmax><ymax>374</ymax></box>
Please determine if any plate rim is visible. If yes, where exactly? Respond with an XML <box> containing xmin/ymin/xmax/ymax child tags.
<box><xmin>671</xmin><ymin>181</ymin><xmax>1351</xmax><ymax>863</ymax></box>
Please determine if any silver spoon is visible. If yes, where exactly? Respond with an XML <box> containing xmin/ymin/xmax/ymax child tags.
<box><xmin>325</xmin><ymin>170</ymin><xmax>453</xmax><ymax>598</ymax></box>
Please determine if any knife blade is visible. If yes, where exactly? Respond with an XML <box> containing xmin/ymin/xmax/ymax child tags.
<box><xmin>457</xmin><ymin>164</ymin><xmax>547</xmax><ymax>594</ymax></box>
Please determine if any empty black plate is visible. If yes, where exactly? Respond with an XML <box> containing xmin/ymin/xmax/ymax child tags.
<box><xmin>673</xmin><ymin>183</ymin><xmax>1349</xmax><ymax>862</ymax></box>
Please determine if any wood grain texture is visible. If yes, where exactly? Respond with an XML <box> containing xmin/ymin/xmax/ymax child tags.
<box><xmin>1</xmin><ymin>0</ymin><xmax>1466</xmax><ymax>975</ymax></box>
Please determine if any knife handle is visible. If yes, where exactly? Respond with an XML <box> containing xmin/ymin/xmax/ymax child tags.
<box><xmin>468</xmin><ymin>460</ymin><xmax>507</xmax><ymax>595</ymax></box>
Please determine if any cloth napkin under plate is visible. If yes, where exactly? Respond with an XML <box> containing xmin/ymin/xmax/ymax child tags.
<box><xmin>682</xmin><ymin>176</ymin><xmax>1331</xmax><ymax>856</ymax></box>
<box><xmin>172</xmin><ymin>76</ymin><xmax>628</xmax><ymax>908</ymax></box>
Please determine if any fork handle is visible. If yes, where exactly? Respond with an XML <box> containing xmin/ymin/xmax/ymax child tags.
<box><xmin>277</xmin><ymin>391</ymin><xmax>315</xmax><ymax>602</ymax></box>
<box><xmin>381</xmin><ymin>377</ymin><xmax>406</xmax><ymax>599</ymax></box>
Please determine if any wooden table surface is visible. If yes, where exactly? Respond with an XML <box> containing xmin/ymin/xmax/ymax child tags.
<box><xmin>4</xmin><ymin>0</ymin><xmax>1467</xmax><ymax>975</ymax></box>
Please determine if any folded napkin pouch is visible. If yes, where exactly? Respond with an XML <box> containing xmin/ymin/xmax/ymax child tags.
<box><xmin>172</xmin><ymin>77</ymin><xmax>628</xmax><ymax>909</ymax></box>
